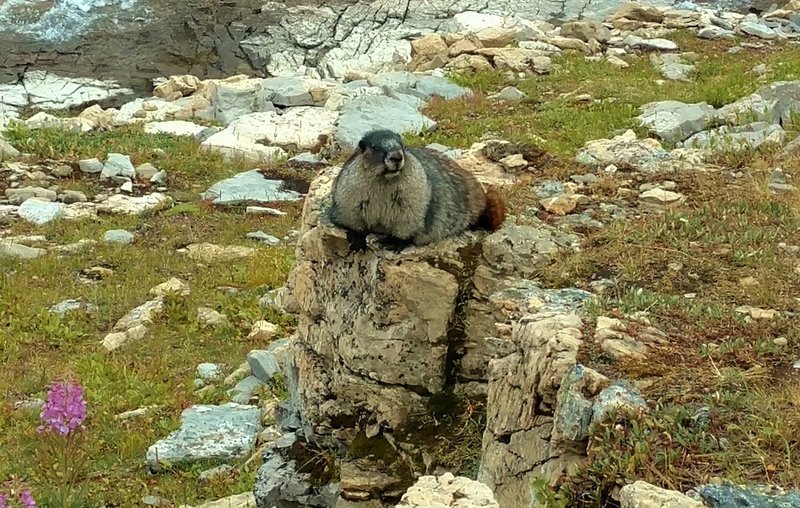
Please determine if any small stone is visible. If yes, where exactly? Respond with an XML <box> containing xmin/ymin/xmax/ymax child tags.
<box><xmin>103</xmin><ymin>229</ymin><xmax>135</xmax><ymax>244</ymax></box>
<box><xmin>490</xmin><ymin>86</ymin><xmax>526</xmax><ymax>102</ymax></box>
<box><xmin>499</xmin><ymin>153</ymin><xmax>528</xmax><ymax>171</ymax></box>
<box><xmin>101</xmin><ymin>153</ymin><xmax>136</xmax><ymax>179</ymax></box>
<box><xmin>228</xmin><ymin>375</ymin><xmax>265</xmax><ymax>405</ymax></box>
<box><xmin>774</xmin><ymin>337</ymin><xmax>788</xmax><ymax>347</ymax></box>
<box><xmin>120</xmin><ymin>181</ymin><xmax>134</xmax><ymax>193</ymax></box>
<box><xmin>150</xmin><ymin>277</ymin><xmax>191</xmax><ymax>297</ymax></box>
<box><xmin>150</xmin><ymin>170</ymin><xmax>168</xmax><ymax>185</ymax></box>
<box><xmin>14</xmin><ymin>399</ymin><xmax>45</xmax><ymax>412</ymax></box>
<box><xmin>540</xmin><ymin>195</ymin><xmax>579</xmax><ymax>215</ymax></box>
<box><xmin>197</xmin><ymin>363</ymin><xmax>224</xmax><ymax>382</ymax></box>
<box><xmin>197</xmin><ymin>307</ymin><xmax>230</xmax><ymax>327</ymax></box>
<box><xmin>79</xmin><ymin>158</ymin><xmax>104</xmax><ymax>173</ymax></box>
<box><xmin>620</xmin><ymin>480</ymin><xmax>705</xmax><ymax>508</ymax></box>
<box><xmin>60</xmin><ymin>190</ymin><xmax>88</xmax><ymax>204</ymax></box>
<box><xmin>607</xmin><ymin>55</ymin><xmax>630</xmax><ymax>68</ymax></box>
<box><xmin>135</xmin><ymin>163</ymin><xmax>159</xmax><ymax>180</ymax></box>
<box><xmin>246</xmin><ymin>231</ymin><xmax>281</xmax><ymax>245</ymax></box>
<box><xmin>739</xmin><ymin>276</ymin><xmax>759</xmax><ymax>287</ymax></box>
<box><xmin>245</xmin><ymin>206</ymin><xmax>286</xmax><ymax>216</ymax></box>
<box><xmin>698</xmin><ymin>25</ymin><xmax>736</xmax><ymax>40</ymax></box>
<box><xmin>0</xmin><ymin>242</ymin><xmax>47</xmax><ymax>260</ymax></box>
<box><xmin>49</xmin><ymin>299</ymin><xmax>97</xmax><ymax>316</ymax></box>
<box><xmin>247</xmin><ymin>321</ymin><xmax>280</xmax><ymax>343</ymax></box>
<box><xmin>735</xmin><ymin>305</ymin><xmax>780</xmax><ymax>319</ymax></box>
<box><xmin>51</xmin><ymin>164</ymin><xmax>73</xmax><ymax>177</ymax></box>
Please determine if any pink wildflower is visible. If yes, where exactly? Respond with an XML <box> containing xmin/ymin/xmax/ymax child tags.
<box><xmin>0</xmin><ymin>493</ymin><xmax>7</xmax><ymax>508</ymax></box>
<box><xmin>38</xmin><ymin>379</ymin><xmax>87</xmax><ymax>435</ymax></box>
<box><xmin>19</xmin><ymin>489</ymin><xmax>36</xmax><ymax>508</ymax></box>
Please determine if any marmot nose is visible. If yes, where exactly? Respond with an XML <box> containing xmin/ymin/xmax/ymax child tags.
<box><xmin>388</xmin><ymin>152</ymin><xmax>403</xmax><ymax>164</ymax></box>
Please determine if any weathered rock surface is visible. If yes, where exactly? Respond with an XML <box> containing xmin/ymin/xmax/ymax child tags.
<box><xmin>395</xmin><ymin>473</ymin><xmax>499</xmax><ymax>507</ymax></box>
<box><xmin>200</xmin><ymin>171</ymin><xmax>303</xmax><ymax>206</ymax></box>
<box><xmin>638</xmin><ymin>101</ymin><xmax>716</xmax><ymax>144</ymax></box>
<box><xmin>620</xmin><ymin>481</ymin><xmax>705</xmax><ymax>508</ymax></box>
<box><xmin>690</xmin><ymin>482</ymin><xmax>800</xmax><ymax>507</ymax></box>
<box><xmin>683</xmin><ymin>121</ymin><xmax>785</xmax><ymax>151</ymax></box>
<box><xmin>146</xmin><ymin>403</ymin><xmax>262</xmax><ymax>472</ymax></box>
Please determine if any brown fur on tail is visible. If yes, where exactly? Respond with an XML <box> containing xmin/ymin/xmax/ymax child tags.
<box><xmin>477</xmin><ymin>185</ymin><xmax>506</xmax><ymax>231</ymax></box>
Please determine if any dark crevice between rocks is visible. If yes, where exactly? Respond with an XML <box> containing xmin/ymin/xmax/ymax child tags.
<box><xmin>435</xmin><ymin>241</ymin><xmax>486</xmax><ymax>389</ymax></box>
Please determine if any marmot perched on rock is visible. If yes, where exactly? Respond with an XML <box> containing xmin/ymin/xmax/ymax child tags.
<box><xmin>328</xmin><ymin>129</ymin><xmax>506</xmax><ymax>247</ymax></box>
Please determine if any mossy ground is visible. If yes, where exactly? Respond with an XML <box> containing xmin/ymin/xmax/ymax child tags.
<box><xmin>2</xmin><ymin>31</ymin><xmax>800</xmax><ymax>507</ymax></box>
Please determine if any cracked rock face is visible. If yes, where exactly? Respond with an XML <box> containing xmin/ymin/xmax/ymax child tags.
<box><xmin>0</xmin><ymin>0</ymin><xmax>684</xmax><ymax>91</ymax></box>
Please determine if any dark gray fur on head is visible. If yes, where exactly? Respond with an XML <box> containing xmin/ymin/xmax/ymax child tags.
<box><xmin>355</xmin><ymin>129</ymin><xmax>406</xmax><ymax>176</ymax></box>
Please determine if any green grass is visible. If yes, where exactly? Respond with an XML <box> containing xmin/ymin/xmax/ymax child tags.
<box><xmin>409</xmin><ymin>32</ymin><xmax>800</xmax><ymax>156</ymax></box>
<box><xmin>0</xmin><ymin>126</ymin><xmax>303</xmax><ymax>506</ymax></box>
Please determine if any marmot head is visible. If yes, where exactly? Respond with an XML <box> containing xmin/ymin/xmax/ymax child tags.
<box><xmin>357</xmin><ymin>129</ymin><xmax>406</xmax><ymax>178</ymax></box>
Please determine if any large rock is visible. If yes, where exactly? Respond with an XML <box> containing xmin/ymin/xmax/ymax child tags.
<box><xmin>203</xmin><ymin>108</ymin><xmax>338</xmax><ymax>154</ymax></box>
<box><xmin>395</xmin><ymin>473</ymin><xmax>499</xmax><ymax>507</ymax></box>
<box><xmin>576</xmin><ymin>130</ymin><xmax>709</xmax><ymax>173</ymax></box>
<box><xmin>334</xmin><ymin>95</ymin><xmax>436</xmax><ymax>150</ymax></box>
<box><xmin>200</xmin><ymin>170</ymin><xmax>303</xmax><ymax>206</ymax></box>
<box><xmin>691</xmin><ymin>483</ymin><xmax>800</xmax><ymax>507</ymax></box>
<box><xmin>620</xmin><ymin>481</ymin><xmax>705</xmax><ymax>508</ymax></box>
<box><xmin>203</xmin><ymin>76</ymin><xmax>268</xmax><ymax>125</ymax></box>
<box><xmin>0</xmin><ymin>241</ymin><xmax>47</xmax><ymax>260</ymax></box>
<box><xmin>146</xmin><ymin>403</ymin><xmax>262</xmax><ymax>472</ymax></box>
<box><xmin>716</xmin><ymin>81</ymin><xmax>800</xmax><ymax>126</ymax></box>
<box><xmin>683</xmin><ymin>122</ymin><xmax>786</xmax><ymax>152</ymax></box>
<box><xmin>17</xmin><ymin>198</ymin><xmax>64</xmax><ymax>226</ymax></box>
<box><xmin>638</xmin><ymin>101</ymin><xmax>715</xmax><ymax>143</ymax></box>
<box><xmin>0</xmin><ymin>71</ymin><xmax>133</xmax><ymax>111</ymax></box>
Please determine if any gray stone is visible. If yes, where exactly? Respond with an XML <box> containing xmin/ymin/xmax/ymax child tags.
<box><xmin>60</xmin><ymin>190</ymin><xmax>87</xmax><ymax>204</ymax></box>
<box><xmin>620</xmin><ymin>481</ymin><xmax>705</xmax><ymax>508</ymax></box>
<box><xmin>150</xmin><ymin>170</ymin><xmax>167</xmax><ymax>185</ymax></box>
<box><xmin>481</xmin><ymin>223</ymin><xmax>580</xmax><ymax>278</ymax></box>
<box><xmin>691</xmin><ymin>483</ymin><xmax>800</xmax><ymax>507</ymax></box>
<box><xmin>490</xmin><ymin>86</ymin><xmax>526</xmax><ymax>102</ymax></box>
<box><xmin>258</xmin><ymin>76</ymin><xmax>320</xmax><ymax>107</ymax></box>
<box><xmin>200</xmin><ymin>170</ymin><xmax>303</xmax><ymax>206</ymax></box>
<box><xmin>560</xmin><ymin>20</ymin><xmax>612</xmax><ymax>42</ymax></box>
<box><xmin>396</xmin><ymin>472</ymin><xmax>499</xmax><ymax>507</ymax></box>
<box><xmin>0</xmin><ymin>137</ymin><xmax>19</xmax><ymax>160</ymax></box>
<box><xmin>135</xmin><ymin>163</ymin><xmax>159</xmax><ymax>180</ymax></box>
<box><xmin>247</xmin><ymin>339</ymin><xmax>291</xmax><ymax>383</ymax></box>
<box><xmin>551</xmin><ymin>365</ymin><xmax>594</xmax><ymax>443</ymax></box>
<box><xmin>227</xmin><ymin>375</ymin><xmax>265</xmax><ymax>405</ymax></box>
<box><xmin>197</xmin><ymin>363</ymin><xmax>223</xmax><ymax>382</ymax></box>
<box><xmin>145</xmin><ymin>403</ymin><xmax>262</xmax><ymax>472</ymax></box>
<box><xmin>698</xmin><ymin>25</ymin><xmax>737</xmax><ymax>40</ymax></box>
<box><xmin>334</xmin><ymin>95</ymin><xmax>437</xmax><ymax>150</ymax></box>
<box><xmin>638</xmin><ymin>100</ymin><xmax>715</xmax><ymax>143</ymax></box>
<box><xmin>246</xmin><ymin>231</ymin><xmax>281</xmax><ymax>245</ymax></box>
<box><xmin>739</xmin><ymin>20</ymin><xmax>778</xmax><ymax>39</ymax></box>
<box><xmin>103</xmin><ymin>229</ymin><xmax>135</xmax><ymax>244</ymax></box>
<box><xmin>79</xmin><ymin>158</ymin><xmax>104</xmax><ymax>173</ymax></box>
<box><xmin>49</xmin><ymin>299</ymin><xmax>98</xmax><ymax>316</ymax></box>
<box><xmin>206</xmin><ymin>77</ymin><xmax>271</xmax><ymax>125</ymax></box>
<box><xmin>650</xmin><ymin>53</ymin><xmax>696</xmax><ymax>82</ymax></box>
<box><xmin>591</xmin><ymin>381</ymin><xmax>647</xmax><ymax>428</ymax></box>
<box><xmin>18</xmin><ymin>198</ymin><xmax>64</xmax><ymax>225</ymax></box>
<box><xmin>101</xmin><ymin>153</ymin><xmax>136</xmax><ymax>179</ymax></box>
<box><xmin>621</xmin><ymin>35</ymin><xmax>678</xmax><ymax>51</ymax></box>
<box><xmin>254</xmin><ymin>452</ymin><xmax>339</xmax><ymax>507</ymax></box>
<box><xmin>0</xmin><ymin>241</ymin><xmax>46</xmax><ymax>260</ymax></box>
<box><xmin>5</xmin><ymin>187</ymin><xmax>58</xmax><ymax>205</ymax></box>
<box><xmin>684</xmin><ymin>122</ymin><xmax>786</xmax><ymax>151</ymax></box>
<box><xmin>368</xmin><ymin>72</ymin><xmax>469</xmax><ymax>102</ymax></box>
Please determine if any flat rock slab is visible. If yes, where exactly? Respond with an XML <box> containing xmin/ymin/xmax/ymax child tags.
<box><xmin>18</xmin><ymin>198</ymin><xmax>64</xmax><ymax>225</ymax></box>
<box><xmin>200</xmin><ymin>170</ymin><xmax>303</xmax><ymax>206</ymax></box>
<box><xmin>146</xmin><ymin>403</ymin><xmax>262</xmax><ymax>472</ymax></box>
<box><xmin>0</xmin><ymin>240</ymin><xmax>46</xmax><ymax>259</ymax></box>
<box><xmin>335</xmin><ymin>95</ymin><xmax>437</xmax><ymax>150</ymax></box>
<box><xmin>638</xmin><ymin>100</ymin><xmax>715</xmax><ymax>143</ymax></box>
<box><xmin>144</xmin><ymin>120</ymin><xmax>208</xmax><ymax>137</ymax></box>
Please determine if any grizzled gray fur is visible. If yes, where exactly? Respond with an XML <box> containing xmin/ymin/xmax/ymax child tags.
<box><xmin>328</xmin><ymin>129</ymin><xmax>488</xmax><ymax>246</ymax></box>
